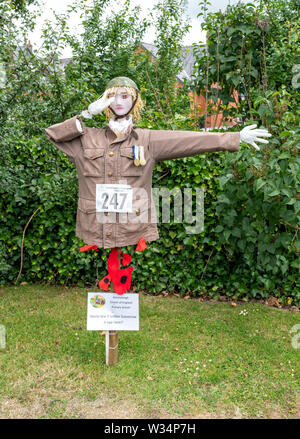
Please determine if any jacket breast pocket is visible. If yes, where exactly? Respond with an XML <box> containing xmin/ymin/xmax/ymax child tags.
<box><xmin>82</xmin><ymin>148</ymin><xmax>105</xmax><ymax>177</ymax></box>
<box><xmin>120</xmin><ymin>147</ymin><xmax>143</xmax><ymax>176</ymax></box>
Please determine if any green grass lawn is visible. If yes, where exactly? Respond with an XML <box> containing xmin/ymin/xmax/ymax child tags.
<box><xmin>0</xmin><ymin>284</ymin><xmax>299</xmax><ymax>419</ymax></box>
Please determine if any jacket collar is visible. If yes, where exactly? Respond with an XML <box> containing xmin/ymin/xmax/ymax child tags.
<box><xmin>105</xmin><ymin>123</ymin><xmax>139</xmax><ymax>143</ymax></box>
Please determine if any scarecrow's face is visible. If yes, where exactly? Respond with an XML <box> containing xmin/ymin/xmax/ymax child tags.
<box><xmin>107</xmin><ymin>87</ymin><xmax>133</xmax><ymax>116</ymax></box>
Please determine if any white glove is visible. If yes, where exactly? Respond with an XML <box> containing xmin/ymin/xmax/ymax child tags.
<box><xmin>81</xmin><ymin>90</ymin><xmax>115</xmax><ymax>119</ymax></box>
<box><xmin>240</xmin><ymin>124</ymin><xmax>272</xmax><ymax>150</ymax></box>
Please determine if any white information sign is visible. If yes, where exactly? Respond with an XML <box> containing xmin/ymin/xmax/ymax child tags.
<box><xmin>87</xmin><ymin>293</ymin><xmax>139</xmax><ymax>331</ymax></box>
<box><xmin>96</xmin><ymin>184</ymin><xmax>133</xmax><ymax>213</ymax></box>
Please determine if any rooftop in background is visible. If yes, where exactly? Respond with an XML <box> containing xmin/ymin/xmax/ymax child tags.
<box><xmin>15</xmin><ymin>40</ymin><xmax>204</xmax><ymax>85</ymax></box>
<box><xmin>140</xmin><ymin>42</ymin><xmax>205</xmax><ymax>83</ymax></box>
<box><xmin>57</xmin><ymin>42</ymin><xmax>205</xmax><ymax>85</ymax></box>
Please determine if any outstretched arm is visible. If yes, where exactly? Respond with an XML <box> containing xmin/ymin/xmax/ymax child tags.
<box><xmin>149</xmin><ymin>129</ymin><xmax>240</xmax><ymax>162</ymax></box>
<box><xmin>149</xmin><ymin>124</ymin><xmax>271</xmax><ymax>162</ymax></box>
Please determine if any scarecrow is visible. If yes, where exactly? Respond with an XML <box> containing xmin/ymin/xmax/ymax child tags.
<box><xmin>45</xmin><ymin>76</ymin><xmax>272</xmax><ymax>296</ymax></box>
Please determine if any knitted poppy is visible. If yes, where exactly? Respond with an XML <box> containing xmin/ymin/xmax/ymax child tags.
<box><xmin>107</xmin><ymin>248</ymin><xmax>120</xmax><ymax>273</ymax></box>
<box><xmin>98</xmin><ymin>239</ymin><xmax>147</xmax><ymax>295</ymax></box>
<box><xmin>135</xmin><ymin>237</ymin><xmax>147</xmax><ymax>252</ymax></box>
<box><xmin>80</xmin><ymin>244</ymin><xmax>99</xmax><ymax>252</ymax></box>
<box><xmin>99</xmin><ymin>273</ymin><xmax>111</xmax><ymax>290</ymax></box>
<box><xmin>102</xmin><ymin>248</ymin><xmax>134</xmax><ymax>295</ymax></box>
<box><xmin>122</xmin><ymin>253</ymin><xmax>132</xmax><ymax>266</ymax></box>
<box><xmin>112</xmin><ymin>266</ymin><xmax>134</xmax><ymax>295</ymax></box>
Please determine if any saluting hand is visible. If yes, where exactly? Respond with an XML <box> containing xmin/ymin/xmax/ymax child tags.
<box><xmin>81</xmin><ymin>90</ymin><xmax>115</xmax><ymax>119</ymax></box>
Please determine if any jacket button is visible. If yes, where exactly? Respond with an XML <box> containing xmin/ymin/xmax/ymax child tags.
<box><xmin>109</xmin><ymin>152</ymin><xmax>114</xmax><ymax>157</ymax></box>
<box><xmin>106</xmin><ymin>232</ymin><xmax>111</xmax><ymax>237</ymax></box>
<box><xmin>104</xmin><ymin>212</ymin><xmax>110</xmax><ymax>216</ymax></box>
<box><xmin>135</xmin><ymin>209</ymin><xmax>140</xmax><ymax>215</ymax></box>
<box><xmin>108</xmin><ymin>172</ymin><xmax>113</xmax><ymax>176</ymax></box>
<box><xmin>89</xmin><ymin>154</ymin><xmax>93</xmax><ymax>158</ymax></box>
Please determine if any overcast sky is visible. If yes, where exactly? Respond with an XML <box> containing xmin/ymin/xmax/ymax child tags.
<box><xmin>27</xmin><ymin>0</ymin><xmax>248</xmax><ymax>56</ymax></box>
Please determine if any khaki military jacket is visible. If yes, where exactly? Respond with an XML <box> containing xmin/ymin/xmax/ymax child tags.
<box><xmin>45</xmin><ymin>116</ymin><xmax>240</xmax><ymax>249</ymax></box>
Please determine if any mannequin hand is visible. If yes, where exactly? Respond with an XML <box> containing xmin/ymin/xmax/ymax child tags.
<box><xmin>240</xmin><ymin>124</ymin><xmax>272</xmax><ymax>150</ymax></box>
<box><xmin>81</xmin><ymin>90</ymin><xmax>115</xmax><ymax>119</ymax></box>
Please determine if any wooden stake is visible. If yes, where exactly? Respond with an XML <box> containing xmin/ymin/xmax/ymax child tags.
<box><xmin>105</xmin><ymin>247</ymin><xmax>121</xmax><ymax>366</ymax></box>
<box><xmin>106</xmin><ymin>330</ymin><xmax>118</xmax><ymax>366</ymax></box>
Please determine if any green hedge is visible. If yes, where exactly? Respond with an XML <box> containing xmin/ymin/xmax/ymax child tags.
<box><xmin>0</xmin><ymin>119</ymin><xmax>299</xmax><ymax>305</ymax></box>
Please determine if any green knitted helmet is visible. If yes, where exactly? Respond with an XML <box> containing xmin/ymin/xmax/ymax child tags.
<box><xmin>105</xmin><ymin>76</ymin><xmax>139</xmax><ymax>92</ymax></box>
